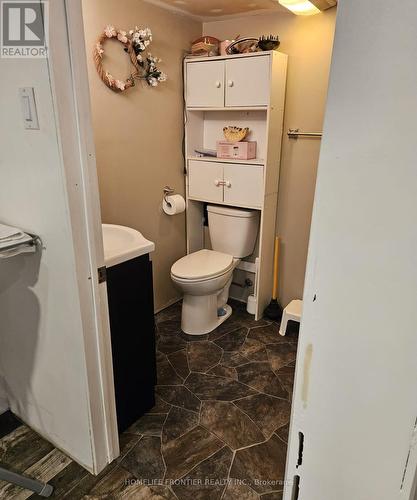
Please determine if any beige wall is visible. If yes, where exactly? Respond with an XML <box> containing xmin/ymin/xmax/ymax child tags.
<box><xmin>204</xmin><ymin>9</ymin><xmax>337</xmax><ymax>306</ymax></box>
<box><xmin>82</xmin><ymin>0</ymin><xmax>201</xmax><ymax>311</ymax></box>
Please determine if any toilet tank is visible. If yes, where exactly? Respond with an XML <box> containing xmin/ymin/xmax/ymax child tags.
<box><xmin>207</xmin><ymin>205</ymin><xmax>260</xmax><ymax>258</ymax></box>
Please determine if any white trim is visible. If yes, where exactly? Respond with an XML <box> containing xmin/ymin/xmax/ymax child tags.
<box><xmin>47</xmin><ymin>0</ymin><xmax>118</xmax><ymax>474</ymax></box>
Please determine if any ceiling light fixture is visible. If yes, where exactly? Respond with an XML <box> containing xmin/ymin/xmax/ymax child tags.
<box><xmin>278</xmin><ymin>0</ymin><xmax>336</xmax><ymax>16</ymax></box>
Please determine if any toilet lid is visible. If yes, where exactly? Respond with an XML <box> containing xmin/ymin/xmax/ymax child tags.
<box><xmin>171</xmin><ymin>249</ymin><xmax>234</xmax><ymax>280</ymax></box>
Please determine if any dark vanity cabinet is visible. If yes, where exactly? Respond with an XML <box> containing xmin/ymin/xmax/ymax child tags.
<box><xmin>106</xmin><ymin>254</ymin><xmax>156</xmax><ymax>433</ymax></box>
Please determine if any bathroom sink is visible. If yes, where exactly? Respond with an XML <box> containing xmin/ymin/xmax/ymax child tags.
<box><xmin>102</xmin><ymin>224</ymin><xmax>155</xmax><ymax>268</ymax></box>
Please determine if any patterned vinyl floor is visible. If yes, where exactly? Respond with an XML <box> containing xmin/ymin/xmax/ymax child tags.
<box><xmin>0</xmin><ymin>300</ymin><xmax>298</xmax><ymax>499</ymax></box>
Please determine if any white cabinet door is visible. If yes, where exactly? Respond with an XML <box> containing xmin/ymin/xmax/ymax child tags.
<box><xmin>188</xmin><ymin>161</ymin><xmax>224</xmax><ymax>202</ymax></box>
<box><xmin>223</xmin><ymin>164</ymin><xmax>264</xmax><ymax>207</ymax></box>
<box><xmin>186</xmin><ymin>61</ymin><xmax>225</xmax><ymax>108</ymax></box>
<box><xmin>225</xmin><ymin>56</ymin><xmax>271</xmax><ymax>107</ymax></box>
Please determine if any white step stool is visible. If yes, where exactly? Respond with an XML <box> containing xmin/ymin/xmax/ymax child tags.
<box><xmin>279</xmin><ymin>299</ymin><xmax>303</xmax><ymax>336</ymax></box>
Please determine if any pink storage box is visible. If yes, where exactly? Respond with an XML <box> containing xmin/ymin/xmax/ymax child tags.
<box><xmin>216</xmin><ymin>141</ymin><xmax>257</xmax><ymax>160</ymax></box>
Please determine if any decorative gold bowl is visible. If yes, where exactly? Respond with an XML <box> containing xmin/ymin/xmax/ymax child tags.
<box><xmin>223</xmin><ymin>126</ymin><xmax>249</xmax><ymax>143</ymax></box>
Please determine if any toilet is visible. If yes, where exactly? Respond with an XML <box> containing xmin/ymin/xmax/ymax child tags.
<box><xmin>171</xmin><ymin>205</ymin><xmax>260</xmax><ymax>335</ymax></box>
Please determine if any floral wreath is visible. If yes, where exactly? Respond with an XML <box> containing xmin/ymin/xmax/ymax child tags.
<box><xmin>93</xmin><ymin>25</ymin><xmax>167</xmax><ymax>93</ymax></box>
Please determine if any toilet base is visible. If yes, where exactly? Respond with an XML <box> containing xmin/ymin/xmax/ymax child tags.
<box><xmin>181</xmin><ymin>292</ymin><xmax>232</xmax><ymax>335</ymax></box>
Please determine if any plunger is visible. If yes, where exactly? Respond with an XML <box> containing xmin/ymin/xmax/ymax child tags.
<box><xmin>264</xmin><ymin>236</ymin><xmax>283</xmax><ymax>321</ymax></box>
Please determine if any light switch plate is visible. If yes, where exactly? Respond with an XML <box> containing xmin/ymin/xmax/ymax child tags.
<box><xmin>19</xmin><ymin>87</ymin><xmax>39</xmax><ymax>130</ymax></box>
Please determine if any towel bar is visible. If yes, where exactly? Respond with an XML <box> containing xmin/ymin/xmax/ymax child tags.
<box><xmin>288</xmin><ymin>128</ymin><xmax>322</xmax><ymax>139</ymax></box>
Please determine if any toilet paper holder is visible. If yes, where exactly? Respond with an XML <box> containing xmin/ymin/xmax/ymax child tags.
<box><xmin>163</xmin><ymin>186</ymin><xmax>175</xmax><ymax>207</ymax></box>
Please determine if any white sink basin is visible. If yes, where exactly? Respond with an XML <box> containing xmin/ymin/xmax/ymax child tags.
<box><xmin>102</xmin><ymin>224</ymin><xmax>155</xmax><ymax>268</ymax></box>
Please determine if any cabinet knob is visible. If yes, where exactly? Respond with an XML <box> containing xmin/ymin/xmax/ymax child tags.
<box><xmin>227</xmin><ymin>80</ymin><xmax>234</xmax><ymax>88</ymax></box>
<box><xmin>225</xmin><ymin>181</ymin><xmax>232</xmax><ymax>188</ymax></box>
<box><xmin>215</xmin><ymin>81</ymin><xmax>222</xmax><ymax>88</ymax></box>
<box><xmin>214</xmin><ymin>179</ymin><xmax>221</xmax><ymax>186</ymax></box>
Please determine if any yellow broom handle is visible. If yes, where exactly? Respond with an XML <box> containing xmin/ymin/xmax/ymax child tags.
<box><xmin>272</xmin><ymin>236</ymin><xmax>279</xmax><ymax>300</ymax></box>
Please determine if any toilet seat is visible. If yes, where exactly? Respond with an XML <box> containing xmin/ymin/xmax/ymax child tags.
<box><xmin>171</xmin><ymin>249</ymin><xmax>234</xmax><ymax>281</ymax></box>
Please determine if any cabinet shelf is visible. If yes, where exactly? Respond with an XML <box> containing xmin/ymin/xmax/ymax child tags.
<box><xmin>184</xmin><ymin>51</ymin><xmax>288</xmax><ymax>320</ymax></box>
<box><xmin>187</xmin><ymin>106</ymin><xmax>269</xmax><ymax>112</ymax></box>
<box><xmin>187</xmin><ymin>156</ymin><xmax>265</xmax><ymax>166</ymax></box>
<box><xmin>188</xmin><ymin>196</ymin><xmax>263</xmax><ymax>211</ymax></box>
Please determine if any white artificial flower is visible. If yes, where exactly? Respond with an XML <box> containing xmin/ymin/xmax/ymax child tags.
<box><xmin>158</xmin><ymin>72</ymin><xmax>167</xmax><ymax>82</ymax></box>
<box><xmin>137</xmin><ymin>54</ymin><xmax>143</xmax><ymax>62</ymax></box>
<box><xmin>104</xmin><ymin>25</ymin><xmax>117</xmax><ymax>38</ymax></box>
<box><xmin>106</xmin><ymin>72</ymin><xmax>115</xmax><ymax>85</ymax></box>
<box><xmin>115</xmin><ymin>80</ymin><xmax>126</xmax><ymax>91</ymax></box>
<box><xmin>117</xmin><ymin>30</ymin><xmax>128</xmax><ymax>43</ymax></box>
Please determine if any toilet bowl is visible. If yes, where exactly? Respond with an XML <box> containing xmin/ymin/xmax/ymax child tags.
<box><xmin>171</xmin><ymin>249</ymin><xmax>240</xmax><ymax>335</ymax></box>
<box><xmin>171</xmin><ymin>205</ymin><xmax>260</xmax><ymax>336</ymax></box>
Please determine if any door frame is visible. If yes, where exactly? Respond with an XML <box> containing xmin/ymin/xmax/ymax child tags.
<box><xmin>47</xmin><ymin>0</ymin><xmax>119</xmax><ymax>473</ymax></box>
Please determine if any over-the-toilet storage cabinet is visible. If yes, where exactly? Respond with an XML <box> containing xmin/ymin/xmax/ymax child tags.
<box><xmin>184</xmin><ymin>51</ymin><xmax>288</xmax><ymax>320</ymax></box>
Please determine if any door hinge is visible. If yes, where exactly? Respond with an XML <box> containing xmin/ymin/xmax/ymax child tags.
<box><xmin>98</xmin><ymin>266</ymin><xmax>107</xmax><ymax>284</ymax></box>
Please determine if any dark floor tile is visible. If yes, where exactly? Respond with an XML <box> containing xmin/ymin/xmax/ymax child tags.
<box><xmin>240</xmin><ymin>338</ymin><xmax>268</xmax><ymax>362</ymax></box>
<box><xmin>275</xmin><ymin>424</ymin><xmax>290</xmax><ymax>444</ymax></box>
<box><xmin>221</xmin><ymin>351</ymin><xmax>250</xmax><ymax>368</ymax></box>
<box><xmin>200</xmin><ymin>401</ymin><xmax>265</xmax><ymax>450</ymax></box>
<box><xmin>236</xmin><ymin>363</ymin><xmax>288</xmax><ymax>399</ymax></box>
<box><xmin>156</xmin><ymin>385</ymin><xmax>201</xmax><ymax>413</ymax></box>
<box><xmin>0</xmin><ymin>425</ymin><xmax>54</xmax><ymax>472</ymax></box>
<box><xmin>116</xmin><ymin>432</ymin><xmax>143</xmax><ymax>463</ymax></box>
<box><xmin>121</xmin><ymin>435</ymin><xmax>165</xmax><ymax>482</ymax></box>
<box><xmin>275</xmin><ymin>365</ymin><xmax>295</xmax><ymax>397</ymax></box>
<box><xmin>162</xmin><ymin>406</ymin><xmax>199</xmax><ymax>444</ymax></box>
<box><xmin>230</xmin><ymin>435</ymin><xmax>287</xmax><ymax>494</ymax></box>
<box><xmin>185</xmin><ymin>373</ymin><xmax>256</xmax><ymax>401</ymax></box>
<box><xmin>167</xmin><ymin>349</ymin><xmax>190</xmax><ymax>380</ymax></box>
<box><xmin>158</xmin><ymin>330</ymin><xmax>187</xmax><ymax>354</ymax></box>
<box><xmin>214</xmin><ymin>327</ymin><xmax>248</xmax><ymax>351</ymax></box>
<box><xmin>208</xmin><ymin>318</ymin><xmax>244</xmax><ymax>341</ymax></box>
<box><xmin>127</xmin><ymin>414</ymin><xmax>166</xmax><ymax>436</ymax></box>
<box><xmin>147</xmin><ymin>395</ymin><xmax>172</xmax><ymax>415</ymax></box>
<box><xmin>266</xmin><ymin>344</ymin><xmax>297</xmax><ymax>373</ymax></box>
<box><xmin>29</xmin><ymin>460</ymin><xmax>88</xmax><ymax>499</ymax></box>
<box><xmin>172</xmin><ymin>446</ymin><xmax>233</xmax><ymax>500</ymax></box>
<box><xmin>247</xmin><ymin>324</ymin><xmax>282</xmax><ymax>345</ymax></box>
<box><xmin>223</xmin><ymin>482</ymin><xmax>260</xmax><ymax>499</ymax></box>
<box><xmin>0</xmin><ymin>411</ymin><xmax>22</xmax><ymax>440</ymax></box>
<box><xmin>163</xmin><ymin>426</ymin><xmax>223</xmax><ymax>480</ymax></box>
<box><xmin>179</xmin><ymin>332</ymin><xmax>208</xmax><ymax>342</ymax></box>
<box><xmin>207</xmin><ymin>364</ymin><xmax>238</xmax><ymax>380</ymax></box>
<box><xmin>233</xmin><ymin>312</ymin><xmax>271</xmax><ymax>331</ymax></box>
<box><xmin>187</xmin><ymin>341</ymin><xmax>223</xmax><ymax>373</ymax></box>
<box><xmin>0</xmin><ymin>449</ymin><xmax>71</xmax><ymax>499</ymax></box>
<box><xmin>60</xmin><ymin>460</ymin><xmax>118</xmax><ymax>499</ymax></box>
<box><xmin>156</xmin><ymin>302</ymin><xmax>182</xmax><ymax>324</ymax></box>
<box><xmin>157</xmin><ymin>350</ymin><xmax>168</xmax><ymax>364</ymax></box>
<box><xmin>83</xmin><ymin>465</ymin><xmax>177</xmax><ymax>499</ymax></box>
<box><xmin>157</xmin><ymin>319</ymin><xmax>182</xmax><ymax>336</ymax></box>
<box><xmin>261</xmin><ymin>491</ymin><xmax>284</xmax><ymax>499</ymax></box>
<box><xmin>157</xmin><ymin>360</ymin><xmax>183</xmax><ymax>385</ymax></box>
<box><xmin>234</xmin><ymin>394</ymin><xmax>291</xmax><ymax>439</ymax></box>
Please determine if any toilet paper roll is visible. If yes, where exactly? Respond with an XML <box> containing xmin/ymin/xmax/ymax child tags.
<box><xmin>163</xmin><ymin>194</ymin><xmax>186</xmax><ymax>215</ymax></box>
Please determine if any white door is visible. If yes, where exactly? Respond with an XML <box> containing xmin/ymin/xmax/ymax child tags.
<box><xmin>225</xmin><ymin>56</ymin><xmax>270</xmax><ymax>107</ymax></box>
<box><xmin>188</xmin><ymin>161</ymin><xmax>224</xmax><ymax>202</ymax></box>
<box><xmin>223</xmin><ymin>164</ymin><xmax>264</xmax><ymax>208</ymax></box>
<box><xmin>284</xmin><ymin>1</ymin><xmax>417</xmax><ymax>499</ymax></box>
<box><xmin>186</xmin><ymin>61</ymin><xmax>225</xmax><ymax>108</ymax></box>
<box><xmin>0</xmin><ymin>0</ymin><xmax>117</xmax><ymax>475</ymax></box>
